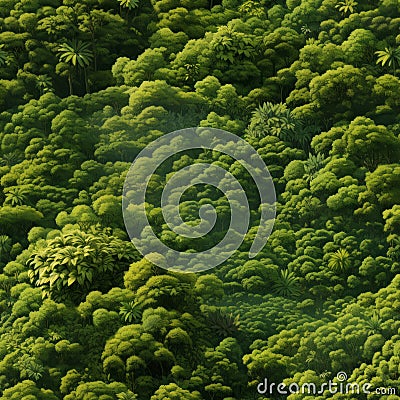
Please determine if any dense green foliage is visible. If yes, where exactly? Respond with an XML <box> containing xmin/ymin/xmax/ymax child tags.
<box><xmin>0</xmin><ymin>0</ymin><xmax>399</xmax><ymax>399</ymax></box>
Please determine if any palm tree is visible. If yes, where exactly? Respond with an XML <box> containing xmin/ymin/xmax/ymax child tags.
<box><xmin>17</xmin><ymin>355</ymin><xmax>44</xmax><ymax>381</ymax></box>
<box><xmin>208</xmin><ymin>310</ymin><xmax>240</xmax><ymax>338</ymax></box>
<box><xmin>248</xmin><ymin>102</ymin><xmax>297</xmax><ymax>141</ymax></box>
<box><xmin>0</xmin><ymin>151</ymin><xmax>22</xmax><ymax>167</ymax></box>
<box><xmin>57</xmin><ymin>40</ymin><xmax>93</xmax><ymax>95</ymax></box>
<box><xmin>328</xmin><ymin>248</ymin><xmax>351</xmax><ymax>273</ymax></box>
<box><xmin>365</xmin><ymin>311</ymin><xmax>382</xmax><ymax>335</ymax></box>
<box><xmin>301</xmin><ymin>25</ymin><xmax>312</xmax><ymax>36</ymax></box>
<box><xmin>335</xmin><ymin>0</ymin><xmax>358</xmax><ymax>16</ymax></box>
<box><xmin>119</xmin><ymin>0</ymin><xmax>139</xmax><ymax>8</ymax></box>
<box><xmin>272</xmin><ymin>269</ymin><xmax>301</xmax><ymax>297</ymax></box>
<box><xmin>376</xmin><ymin>46</ymin><xmax>400</xmax><ymax>76</ymax></box>
<box><xmin>304</xmin><ymin>152</ymin><xmax>326</xmax><ymax>182</ymax></box>
<box><xmin>26</xmin><ymin>361</ymin><xmax>44</xmax><ymax>381</ymax></box>
<box><xmin>4</xmin><ymin>187</ymin><xmax>28</xmax><ymax>206</ymax></box>
<box><xmin>119</xmin><ymin>301</ymin><xmax>142</xmax><ymax>323</ymax></box>
<box><xmin>118</xmin><ymin>0</ymin><xmax>139</xmax><ymax>16</ymax></box>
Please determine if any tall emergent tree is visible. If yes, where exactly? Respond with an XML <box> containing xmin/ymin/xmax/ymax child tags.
<box><xmin>376</xmin><ymin>46</ymin><xmax>400</xmax><ymax>76</ymax></box>
<box><xmin>58</xmin><ymin>40</ymin><xmax>93</xmax><ymax>95</ymax></box>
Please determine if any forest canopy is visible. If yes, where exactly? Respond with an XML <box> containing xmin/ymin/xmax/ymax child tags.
<box><xmin>0</xmin><ymin>0</ymin><xmax>399</xmax><ymax>399</ymax></box>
